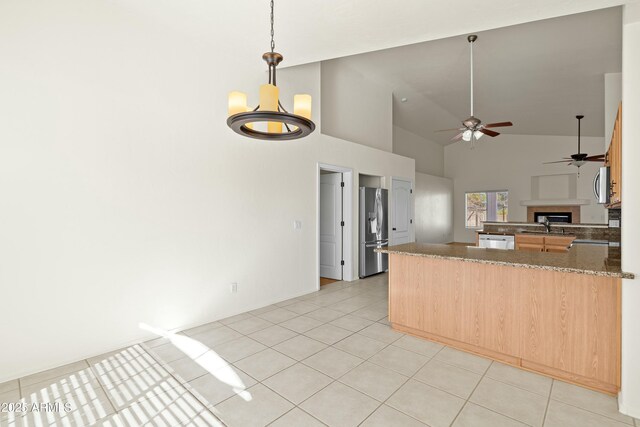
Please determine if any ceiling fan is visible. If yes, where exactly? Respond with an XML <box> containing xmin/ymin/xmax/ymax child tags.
<box><xmin>436</xmin><ymin>35</ymin><xmax>513</xmax><ymax>145</ymax></box>
<box><xmin>543</xmin><ymin>115</ymin><xmax>605</xmax><ymax>169</ymax></box>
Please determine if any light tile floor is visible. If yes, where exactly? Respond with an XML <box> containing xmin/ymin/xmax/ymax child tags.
<box><xmin>2</xmin><ymin>273</ymin><xmax>638</xmax><ymax>426</ymax></box>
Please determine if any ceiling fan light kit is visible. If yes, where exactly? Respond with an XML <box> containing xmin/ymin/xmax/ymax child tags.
<box><xmin>226</xmin><ymin>0</ymin><xmax>315</xmax><ymax>141</ymax></box>
<box><xmin>436</xmin><ymin>35</ymin><xmax>513</xmax><ymax>147</ymax></box>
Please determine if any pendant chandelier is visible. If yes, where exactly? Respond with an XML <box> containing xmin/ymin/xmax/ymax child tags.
<box><xmin>227</xmin><ymin>0</ymin><xmax>315</xmax><ymax>140</ymax></box>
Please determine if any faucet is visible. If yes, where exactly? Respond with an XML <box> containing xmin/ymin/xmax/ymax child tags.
<box><xmin>539</xmin><ymin>216</ymin><xmax>551</xmax><ymax>233</ymax></box>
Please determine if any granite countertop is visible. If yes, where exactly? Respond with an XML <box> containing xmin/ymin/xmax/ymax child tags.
<box><xmin>376</xmin><ymin>243</ymin><xmax>634</xmax><ymax>279</ymax></box>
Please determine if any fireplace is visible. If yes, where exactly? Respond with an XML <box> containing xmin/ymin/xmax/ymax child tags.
<box><xmin>534</xmin><ymin>212</ymin><xmax>572</xmax><ymax>223</ymax></box>
<box><xmin>527</xmin><ymin>206</ymin><xmax>580</xmax><ymax>223</ymax></box>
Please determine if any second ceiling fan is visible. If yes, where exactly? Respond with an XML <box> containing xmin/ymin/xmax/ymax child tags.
<box><xmin>437</xmin><ymin>35</ymin><xmax>513</xmax><ymax>145</ymax></box>
<box><xmin>543</xmin><ymin>115</ymin><xmax>605</xmax><ymax>168</ymax></box>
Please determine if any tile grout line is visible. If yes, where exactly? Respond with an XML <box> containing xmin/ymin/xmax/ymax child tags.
<box><xmin>259</xmin><ymin>376</ymin><xmax>335</xmax><ymax>426</ymax></box>
<box><xmin>225</xmin><ymin>301</ymin><xmax>395</xmax><ymax>425</ymax></box>
<box><xmin>351</xmin><ymin>332</ymin><xmax>443</xmax><ymax>426</ymax></box>
<box><xmin>86</xmin><ymin>358</ymin><xmax>119</xmax><ymax>416</ymax></box>
<box><xmin>265</xmin><ymin>405</ymin><xmax>328</xmax><ymax>426</ymax></box>
<box><xmin>415</xmin><ymin>354</ymin><xmax>551</xmax><ymax>399</ymax></box>
<box><xmin>448</xmin><ymin>359</ymin><xmax>494</xmax><ymax>427</ymax></box>
<box><xmin>27</xmin><ymin>274</ymin><xmax>626</xmax><ymax>427</ymax></box>
<box><xmin>541</xmin><ymin>379</ymin><xmax>554</xmax><ymax>426</ymax></box>
<box><xmin>357</xmin><ymin>344</ymin><xmax>444</xmax><ymax>426</ymax></box>
<box><xmin>372</xmin><ymin>345</ymin><xmax>450</xmax><ymax>426</ymax></box>
<box><xmin>448</xmin><ymin>358</ymin><xmax>543</xmax><ymax>427</ymax></box>
<box><xmin>139</xmin><ymin>342</ymin><xmax>228</xmax><ymax>426</ymax></box>
<box><xmin>89</xmin><ymin>347</ymin><xmax>212</xmax><ymax>424</ymax></box>
<box><xmin>545</xmin><ymin>395</ymin><xmax>635</xmax><ymax>426</ymax></box>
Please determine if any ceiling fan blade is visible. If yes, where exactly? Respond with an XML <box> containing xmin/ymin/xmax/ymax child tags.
<box><xmin>479</xmin><ymin>128</ymin><xmax>500</xmax><ymax>137</ymax></box>
<box><xmin>484</xmin><ymin>121</ymin><xmax>513</xmax><ymax>128</ymax></box>
<box><xmin>543</xmin><ymin>160</ymin><xmax>572</xmax><ymax>164</ymax></box>
<box><xmin>585</xmin><ymin>154</ymin><xmax>605</xmax><ymax>161</ymax></box>
<box><xmin>450</xmin><ymin>132</ymin><xmax>464</xmax><ymax>141</ymax></box>
<box><xmin>435</xmin><ymin>128</ymin><xmax>464</xmax><ymax>133</ymax></box>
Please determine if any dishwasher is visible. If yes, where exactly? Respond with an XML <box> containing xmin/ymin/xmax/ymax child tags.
<box><xmin>478</xmin><ymin>234</ymin><xmax>515</xmax><ymax>250</ymax></box>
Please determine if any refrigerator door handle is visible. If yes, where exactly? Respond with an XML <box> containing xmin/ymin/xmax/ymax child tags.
<box><xmin>365</xmin><ymin>242</ymin><xmax>389</xmax><ymax>248</ymax></box>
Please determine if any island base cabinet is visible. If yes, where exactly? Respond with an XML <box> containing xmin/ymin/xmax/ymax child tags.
<box><xmin>388</xmin><ymin>254</ymin><xmax>621</xmax><ymax>394</ymax></box>
<box><xmin>389</xmin><ymin>254</ymin><xmax>522</xmax><ymax>357</ymax></box>
<box><xmin>521</xmin><ymin>271</ymin><xmax>621</xmax><ymax>394</ymax></box>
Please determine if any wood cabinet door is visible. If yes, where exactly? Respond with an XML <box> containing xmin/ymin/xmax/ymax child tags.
<box><xmin>515</xmin><ymin>235</ymin><xmax>545</xmax><ymax>252</ymax></box>
<box><xmin>389</xmin><ymin>255</ymin><xmax>522</xmax><ymax>356</ymax></box>
<box><xmin>544</xmin><ymin>236</ymin><xmax>575</xmax><ymax>253</ymax></box>
<box><xmin>517</xmin><ymin>243</ymin><xmax>544</xmax><ymax>252</ymax></box>
<box><xmin>607</xmin><ymin>103</ymin><xmax>622</xmax><ymax>207</ymax></box>
<box><xmin>544</xmin><ymin>245</ymin><xmax>569</xmax><ymax>253</ymax></box>
<box><xmin>521</xmin><ymin>270</ymin><xmax>621</xmax><ymax>388</ymax></box>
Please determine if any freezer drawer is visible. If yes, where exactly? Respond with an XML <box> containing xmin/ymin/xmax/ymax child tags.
<box><xmin>359</xmin><ymin>241</ymin><xmax>388</xmax><ymax>278</ymax></box>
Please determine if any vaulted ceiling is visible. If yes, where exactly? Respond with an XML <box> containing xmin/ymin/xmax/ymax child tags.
<box><xmin>122</xmin><ymin>0</ymin><xmax>624</xmax><ymax>68</ymax></box>
<box><xmin>120</xmin><ymin>0</ymin><xmax>625</xmax><ymax>144</ymax></box>
<box><xmin>323</xmin><ymin>7</ymin><xmax>622</xmax><ymax>144</ymax></box>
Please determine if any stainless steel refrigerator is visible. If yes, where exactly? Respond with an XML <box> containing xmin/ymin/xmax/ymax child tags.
<box><xmin>359</xmin><ymin>187</ymin><xmax>389</xmax><ymax>278</ymax></box>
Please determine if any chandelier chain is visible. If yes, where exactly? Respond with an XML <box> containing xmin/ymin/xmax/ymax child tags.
<box><xmin>270</xmin><ymin>0</ymin><xmax>275</xmax><ymax>52</ymax></box>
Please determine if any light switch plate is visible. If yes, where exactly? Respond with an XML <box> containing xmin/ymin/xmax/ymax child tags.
<box><xmin>293</xmin><ymin>220</ymin><xmax>302</xmax><ymax>230</ymax></box>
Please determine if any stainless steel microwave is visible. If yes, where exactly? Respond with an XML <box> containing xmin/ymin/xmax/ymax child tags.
<box><xmin>594</xmin><ymin>166</ymin><xmax>610</xmax><ymax>204</ymax></box>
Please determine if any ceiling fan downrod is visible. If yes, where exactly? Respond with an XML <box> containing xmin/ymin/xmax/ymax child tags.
<box><xmin>576</xmin><ymin>114</ymin><xmax>583</xmax><ymax>154</ymax></box>
<box><xmin>468</xmin><ymin>35</ymin><xmax>477</xmax><ymax>117</ymax></box>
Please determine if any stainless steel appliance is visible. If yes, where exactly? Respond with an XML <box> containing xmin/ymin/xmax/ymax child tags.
<box><xmin>571</xmin><ymin>239</ymin><xmax>609</xmax><ymax>246</ymax></box>
<box><xmin>478</xmin><ymin>234</ymin><xmax>515</xmax><ymax>250</ymax></box>
<box><xmin>359</xmin><ymin>187</ymin><xmax>388</xmax><ymax>278</ymax></box>
<box><xmin>594</xmin><ymin>166</ymin><xmax>610</xmax><ymax>204</ymax></box>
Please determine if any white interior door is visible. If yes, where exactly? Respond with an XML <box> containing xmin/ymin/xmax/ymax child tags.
<box><xmin>392</xmin><ymin>178</ymin><xmax>412</xmax><ymax>245</ymax></box>
<box><xmin>320</xmin><ymin>172</ymin><xmax>343</xmax><ymax>280</ymax></box>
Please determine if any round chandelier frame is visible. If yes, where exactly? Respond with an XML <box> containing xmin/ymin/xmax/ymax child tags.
<box><xmin>227</xmin><ymin>0</ymin><xmax>315</xmax><ymax>141</ymax></box>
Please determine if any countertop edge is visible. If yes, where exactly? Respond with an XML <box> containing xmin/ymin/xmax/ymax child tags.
<box><xmin>376</xmin><ymin>248</ymin><xmax>634</xmax><ymax>279</ymax></box>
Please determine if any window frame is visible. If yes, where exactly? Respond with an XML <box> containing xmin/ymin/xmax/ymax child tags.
<box><xmin>465</xmin><ymin>190</ymin><xmax>509</xmax><ymax>229</ymax></box>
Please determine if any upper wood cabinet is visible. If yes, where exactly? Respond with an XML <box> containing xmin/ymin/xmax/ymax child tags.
<box><xmin>606</xmin><ymin>103</ymin><xmax>622</xmax><ymax>207</ymax></box>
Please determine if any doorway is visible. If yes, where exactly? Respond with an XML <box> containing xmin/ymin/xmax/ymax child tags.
<box><xmin>391</xmin><ymin>177</ymin><xmax>413</xmax><ymax>245</ymax></box>
<box><xmin>317</xmin><ymin>164</ymin><xmax>354</xmax><ymax>289</ymax></box>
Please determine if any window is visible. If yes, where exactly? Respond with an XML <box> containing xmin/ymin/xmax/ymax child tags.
<box><xmin>465</xmin><ymin>191</ymin><xmax>508</xmax><ymax>228</ymax></box>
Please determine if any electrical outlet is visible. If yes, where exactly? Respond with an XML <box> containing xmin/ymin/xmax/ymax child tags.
<box><xmin>609</xmin><ymin>219</ymin><xmax>620</xmax><ymax>228</ymax></box>
<box><xmin>230</xmin><ymin>282</ymin><xmax>238</xmax><ymax>293</ymax></box>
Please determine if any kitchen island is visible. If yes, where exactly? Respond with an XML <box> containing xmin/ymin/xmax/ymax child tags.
<box><xmin>377</xmin><ymin>243</ymin><xmax>632</xmax><ymax>394</ymax></box>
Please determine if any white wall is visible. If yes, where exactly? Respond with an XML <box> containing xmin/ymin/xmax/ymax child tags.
<box><xmin>359</xmin><ymin>174</ymin><xmax>382</xmax><ymax>188</ymax></box>
<box><xmin>321</xmin><ymin>60</ymin><xmax>393</xmax><ymax>153</ymax></box>
<box><xmin>0</xmin><ymin>3</ymin><xmax>414</xmax><ymax>382</ymax></box>
<box><xmin>414</xmin><ymin>172</ymin><xmax>453</xmax><ymax>243</ymax></box>
<box><xmin>393</xmin><ymin>126</ymin><xmax>445</xmax><ymax>177</ymax></box>
<box><xmin>444</xmin><ymin>134</ymin><xmax>607</xmax><ymax>243</ymax></box>
<box><xmin>619</xmin><ymin>3</ymin><xmax>640</xmax><ymax>419</ymax></box>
